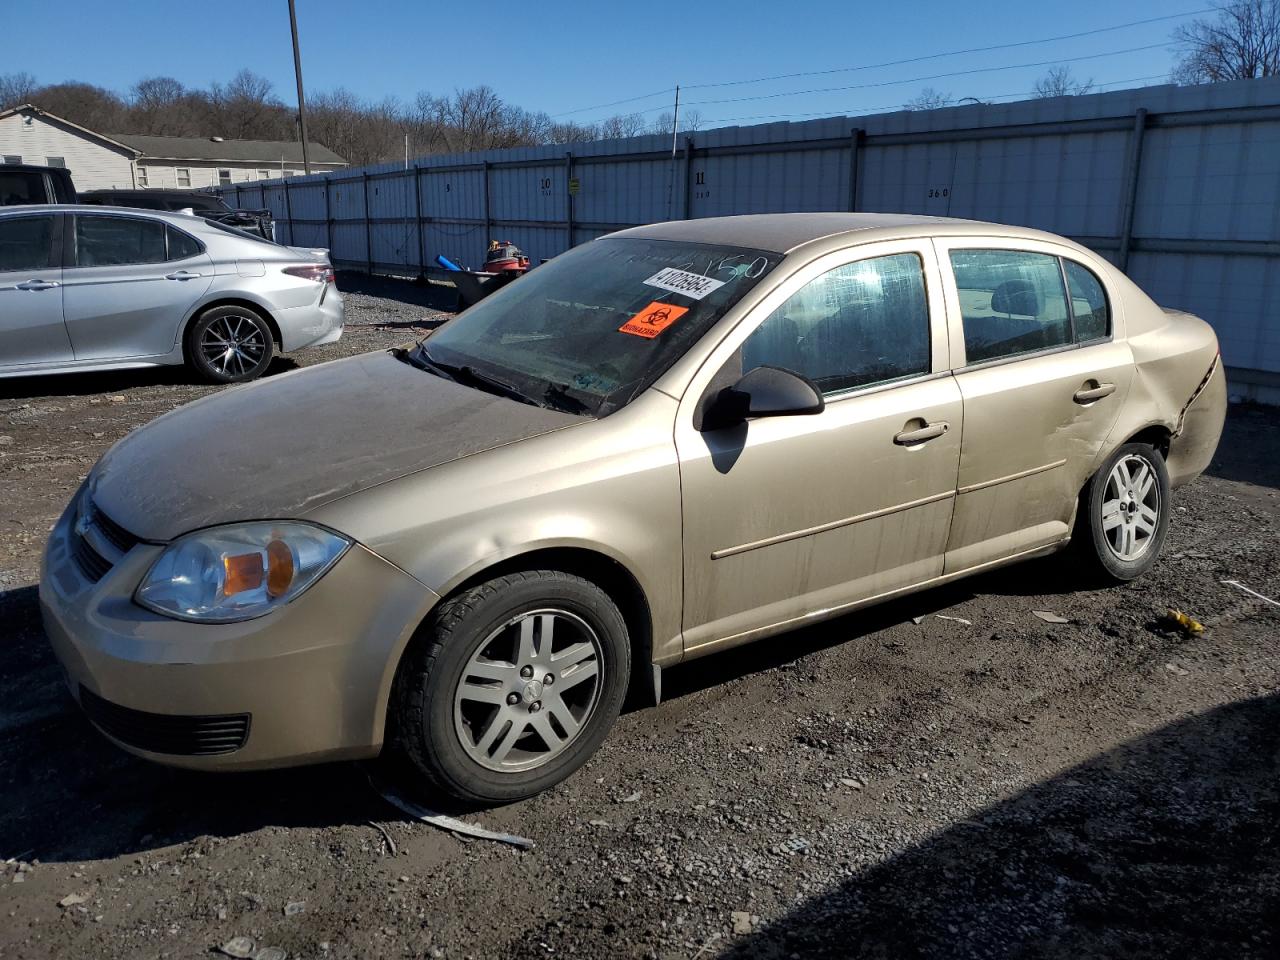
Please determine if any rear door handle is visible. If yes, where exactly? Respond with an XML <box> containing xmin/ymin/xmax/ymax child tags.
<box><xmin>894</xmin><ymin>420</ymin><xmax>950</xmax><ymax>445</ymax></box>
<box><xmin>15</xmin><ymin>279</ymin><xmax>60</xmax><ymax>291</ymax></box>
<box><xmin>165</xmin><ymin>270</ymin><xmax>202</xmax><ymax>281</ymax></box>
<box><xmin>1073</xmin><ymin>382</ymin><xmax>1116</xmax><ymax>404</ymax></box>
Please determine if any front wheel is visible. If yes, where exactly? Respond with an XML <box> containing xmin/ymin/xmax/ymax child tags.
<box><xmin>394</xmin><ymin>570</ymin><xmax>631</xmax><ymax>804</ymax></box>
<box><xmin>1077</xmin><ymin>442</ymin><xmax>1171</xmax><ymax>581</ymax></box>
<box><xmin>187</xmin><ymin>305</ymin><xmax>274</xmax><ymax>383</ymax></box>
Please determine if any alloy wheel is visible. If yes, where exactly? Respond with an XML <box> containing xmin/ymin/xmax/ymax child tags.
<box><xmin>199</xmin><ymin>315</ymin><xmax>267</xmax><ymax>378</ymax></box>
<box><xmin>1101</xmin><ymin>453</ymin><xmax>1161</xmax><ymax>561</ymax></box>
<box><xmin>452</xmin><ymin>608</ymin><xmax>603</xmax><ymax>773</ymax></box>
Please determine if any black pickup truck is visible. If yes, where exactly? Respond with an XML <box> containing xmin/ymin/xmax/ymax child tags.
<box><xmin>0</xmin><ymin>163</ymin><xmax>77</xmax><ymax>205</ymax></box>
<box><xmin>79</xmin><ymin>189</ymin><xmax>275</xmax><ymax>240</ymax></box>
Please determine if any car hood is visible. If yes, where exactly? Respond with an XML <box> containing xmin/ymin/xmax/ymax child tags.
<box><xmin>90</xmin><ymin>350</ymin><xmax>583</xmax><ymax>542</ymax></box>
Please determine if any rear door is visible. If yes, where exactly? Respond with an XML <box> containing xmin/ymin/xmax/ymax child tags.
<box><xmin>61</xmin><ymin>213</ymin><xmax>214</xmax><ymax>360</ymax></box>
<box><xmin>934</xmin><ymin>238</ymin><xmax>1132</xmax><ymax>572</ymax></box>
<box><xmin>0</xmin><ymin>213</ymin><xmax>72</xmax><ymax>368</ymax></box>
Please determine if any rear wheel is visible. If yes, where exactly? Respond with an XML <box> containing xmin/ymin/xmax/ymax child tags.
<box><xmin>1076</xmin><ymin>442</ymin><xmax>1171</xmax><ymax>581</ymax></box>
<box><xmin>187</xmin><ymin>305</ymin><xmax>274</xmax><ymax>383</ymax></box>
<box><xmin>394</xmin><ymin>570</ymin><xmax>631</xmax><ymax>804</ymax></box>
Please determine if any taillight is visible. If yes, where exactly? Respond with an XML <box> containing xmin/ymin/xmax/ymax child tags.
<box><xmin>284</xmin><ymin>264</ymin><xmax>334</xmax><ymax>284</ymax></box>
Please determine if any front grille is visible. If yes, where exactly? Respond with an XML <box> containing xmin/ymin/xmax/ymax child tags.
<box><xmin>71</xmin><ymin>532</ymin><xmax>112</xmax><ymax>582</ymax></box>
<box><xmin>87</xmin><ymin>501</ymin><xmax>139</xmax><ymax>554</ymax></box>
<box><xmin>80</xmin><ymin>686</ymin><xmax>250</xmax><ymax>757</ymax></box>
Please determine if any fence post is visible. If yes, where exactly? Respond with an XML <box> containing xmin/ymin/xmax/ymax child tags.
<box><xmin>234</xmin><ymin>183</ymin><xmax>243</xmax><ymax>209</ymax></box>
<box><xmin>283</xmin><ymin>176</ymin><xmax>293</xmax><ymax>245</ymax></box>
<box><xmin>323</xmin><ymin>177</ymin><xmax>333</xmax><ymax>257</ymax></box>
<box><xmin>565</xmin><ymin>151</ymin><xmax>574</xmax><ymax>251</ymax></box>
<box><xmin>1117</xmin><ymin>108</ymin><xmax>1148</xmax><ymax>273</ymax></box>
<box><xmin>848</xmin><ymin>128</ymin><xmax>864</xmax><ymax>212</ymax></box>
<box><xmin>682</xmin><ymin>136</ymin><xmax>694</xmax><ymax>219</ymax></box>
<box><xmin>482</xmin><ymin>160</ymin><xmax>492</xmax><ymax>244</ymax></box>
<box><xmin>362</xmin><ymin>171</ymin><xmax>373</xmax><ymax>275</ymax></box>
<box><xmin>413</xmin><ymin>165</ymin><xmax>425</xmax><ymax>277</ymax></box>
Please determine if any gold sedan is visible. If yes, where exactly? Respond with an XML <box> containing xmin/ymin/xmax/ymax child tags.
<box><xmin>40</xmin><ymin>214</ymin><xmax>1225</xmax><ymax>802</ymax></box>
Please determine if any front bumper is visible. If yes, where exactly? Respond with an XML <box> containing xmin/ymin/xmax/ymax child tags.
<box><xmin>39</xmin><ymin>496</ymin><xmax>437</xmax><ymax>770</ymax></box>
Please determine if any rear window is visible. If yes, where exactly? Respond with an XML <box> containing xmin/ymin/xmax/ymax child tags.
<box><xmin>0</xmin><ymin>171</ymin><xmax>45</xmax><ymax>206</ymax></box>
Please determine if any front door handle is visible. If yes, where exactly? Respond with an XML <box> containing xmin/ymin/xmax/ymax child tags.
<box><xmin>894</xmin><ymin>420</ymin><xmax>950</xmax><ymax>445</ymax></box>
<box><xmin>15</xmin><ymin>279</ymin><xmax>60</xmax><ymax>291</ymax></box>
<box><xmin>165</xmin><ymin>270</ymin><xmax>201</xmax><ymax>281</ymax></box>
<box><xmin>1073</xmin><ymin>381</ymin><xmax>1116</xmax><ymax>404</ymax></box>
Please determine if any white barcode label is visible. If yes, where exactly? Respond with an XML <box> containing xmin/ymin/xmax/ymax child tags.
<box><xmin>643</xmin><ymin>267</ymin><xmax>726</xmax><ymax>300</ymax></box>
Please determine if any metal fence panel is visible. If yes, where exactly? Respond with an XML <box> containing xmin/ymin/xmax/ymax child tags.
<box><xmin>221</xmin><ymin>76</ymin><xmax>1280</xmax><ymax>401</ymax></box>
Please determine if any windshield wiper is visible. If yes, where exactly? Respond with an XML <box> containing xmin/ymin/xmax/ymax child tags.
<box><xmin>410</xmin><ymin>345</ymin><xmax>540</xmax><ymax>407</ymax></box>
<box><xmin>542</xmin><ymin>382</ymin><xmax>593</xmax><ymax>415</ymax></box>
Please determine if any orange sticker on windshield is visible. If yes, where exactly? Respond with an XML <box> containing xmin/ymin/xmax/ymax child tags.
<box><xmin>620</xmin><ymin>301</ymin><xmax>688</xmax><ymax>338</ymax></box>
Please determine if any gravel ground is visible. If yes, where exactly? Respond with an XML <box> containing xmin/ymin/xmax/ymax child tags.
<box><xmin>1</xmin><ymin>274</ymin><xmax>1277</xmax><ymax>960</ymax></box>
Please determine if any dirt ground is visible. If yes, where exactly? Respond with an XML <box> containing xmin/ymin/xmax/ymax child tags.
<box><xmin>1</xmin><ymin>274</ymin><xmax>1277</xmax><ymax>960</ymax></box>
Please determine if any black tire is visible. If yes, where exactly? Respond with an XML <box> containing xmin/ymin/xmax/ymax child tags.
<box><xmin>186</xmin><ymin>305</ymin><xmax>275</xmax><ymax>384</ymax></box>
<box><xmin>394</xmin><ymin>570</ymin><xmax>631</xmax><ymax>804</ymax></box>
<box><xmin>1075</xmin><ymin>441</ymin><xmax>1172</xmax><ymax>582</ymax></box>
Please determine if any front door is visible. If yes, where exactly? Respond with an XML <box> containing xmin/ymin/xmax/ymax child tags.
<box><xmin>0</xmin><ymin>213</ymin><xmax>70</xmax><ymax>369</ymax></box>
<box><xmin>61</xmin><ymin>213</ymin><xmax>213</xmax><ymax>361</ymax></box>
<box><xmin>934</xmin><ymin>240</ymin><xmax>1134</xmax><ymax>572</ymax></box>
<box><xmin>676</xmin><ymin>241</ymin><xmax>962</xmax><ymax>654</ymax></box>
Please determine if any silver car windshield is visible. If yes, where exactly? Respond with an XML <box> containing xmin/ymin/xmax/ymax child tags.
<box><xmin>421</xmin><ymin>238</ymin><xmax>780</xmax><ymax>416</ymax></box>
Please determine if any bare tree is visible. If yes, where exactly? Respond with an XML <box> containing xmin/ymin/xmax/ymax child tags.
<box><xmin>28</xmin><ymin>82</ymin><xmax>127</xmax><ymax>130</ymax></box>
<box><xmin>0</xmin><ymin>72</ymin><xmax>38</xmax><ymax>109</ymax></box>
<box><xmin>1033</xmin><ymin>66</ymin><xmax>1096</xmax><ymax>98</ymax></box>
<box><xmin>209</xmin><ymin>69</ymin><xmax>290</xmax><ymax>140</ymax></box>
<box><xmin>597</xmin><ymin>112</ymin><xmax>648</xmax><ymax>140</ymax></box>
<box><xmin>129</xmin><ymin>76</ymin><xmax>199</xmax><ymax>135</ymax></box>
<box><xmin>905</xmin><ymin>87</ymin><xmax>953</xmax><ymax>110</ymax></box>
<box><xmin>1173</xmin><ymin>0</ymin><xmax>1280</xmax><ymax>82</ymax></box>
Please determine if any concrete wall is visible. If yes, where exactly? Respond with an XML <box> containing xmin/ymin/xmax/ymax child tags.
<box><xmin>220</xmin><ymin>77</ymin><xmax>1280</xmax><ymax>403</ymax></box>
<box><xmin>0</xmin><ymin>110</ymin><xmax>135</xmax><ymax>190</ymax></box>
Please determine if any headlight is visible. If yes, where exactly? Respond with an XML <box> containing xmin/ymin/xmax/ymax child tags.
<box><xmin>136</xmin><ymin>522</ymin><xmax>350</xmax><ymax>623</ymax></box>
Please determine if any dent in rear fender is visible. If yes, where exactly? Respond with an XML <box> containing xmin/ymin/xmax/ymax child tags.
<box><xmin>306</xmin><ymin>390</ymin><xmax>685</xmax><ymax>665</ymax></box>
<box><xmin>1166</xmin><ymin>358</ymin><xmax>1226</xmax><ymax>488</ymax></box>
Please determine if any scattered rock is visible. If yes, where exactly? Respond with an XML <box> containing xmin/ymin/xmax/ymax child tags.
<box><xmin>217</xmin><ymin>937</ymin><xmax>256</xmax><ymax>959</ymax></box>
<box><xmin>1165</xmin><ymin>663</ymin><xmax>1191</xmax><ymax>677</ymax></box>
<box><xmin>619</xmin><ymin>791</ymin><xmax>642</xmax><ymax>803</ymax></box>
<box><xmin>731</xmin><ymin>910</ymin><xmax>757</xmax><ymax>935</ymax></box>
<box><xmin>1032</xmin><ymin>610</ymin><xmax>1071</xmax><ymax>624</ymax></box>
<box><xmin>284</xmin><ymin>900</ymin><xmax>306</xmax><ymax>916</ymax></box>
<box><xmin>58</xmin><ymin>893</ymin><xmax>88</xmax><ymax>908</ymax></box>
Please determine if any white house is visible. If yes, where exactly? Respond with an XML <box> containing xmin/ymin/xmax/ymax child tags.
<box><xmin>0</xmin><ymin>104</ymin><xmax>138</xmax><ymax>190</ymax></box>
<box><xmin>0</xmin><ymin>103</ymin><xmax>347</xmax><ymax>192</ymax></box>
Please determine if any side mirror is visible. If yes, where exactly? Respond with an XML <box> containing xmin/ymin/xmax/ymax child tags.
<box><xmin>700</xmin><ymin>365</ymin><xmax>825</xmax><ymax>431</ymax></box>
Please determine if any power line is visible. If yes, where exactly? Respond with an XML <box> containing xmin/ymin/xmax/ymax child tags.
<box><xmin>619</xmin><ymin>41</ymin><xmax>1170</xmax><ymax>117</ymax></box>
<box><xmin>683</xmin><ymin>8</ymin><xmax>1210</xmax><ymax>91</ymax></box>
<box><xmin>552</xmin><ymin>7</ymin><xmax>1207</xmax><ymax>121</ymax></box>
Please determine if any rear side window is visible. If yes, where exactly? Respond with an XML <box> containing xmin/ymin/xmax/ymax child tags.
<box><xmin>0</xmin><ymin>171</ymin><xmax>44</xmax><ymax>206</ymax></box>
<box><xmin>76</xmin><ymin>216</ymin><xmax>167</xmax><ymax>266</ymax></box>
<box><xmin>950</xmin><ymin>250</ymin><xmax>1071</xmax><ymax>364</ymax></box>
<box><xmin>1063</xmin><ymin>260</ymin><xmax>1109</xmax><ymax>341</ymax></box>
<box><xmin>742</xmin><ymin>252</ymin><xmax>931</xmax><ymax>396</ymax></box>
<box><xmin>167</xmin><ymin>226</ymin><xmax>202</xmax><ymax>260</ymax></box>
<box><xmin>0</xmin><ymin>215</ymin><xmax>54</xmax><ymax>271</ymax></box>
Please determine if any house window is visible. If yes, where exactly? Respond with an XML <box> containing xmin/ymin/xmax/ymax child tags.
<box><xmin>258</xmin><ymin>170</ymin><xmax>271</xmax><ymax>180</ymax></box>
<box><xmin>291</xmin><ymin>170</ymin><xmax>303</xmax><ymax>177</ymax></box>
<box><xmin>45</xmin><ymin>156</ymin><xmax>66</xmax><ymax>168</ymax></box>
<box><xmin>176</xmin><ymin>167</ymin><xmax>191</xmax><ymax>187</ymax></box>
<box><xmin>218</xmin><ymin>169</ymin><xmax>232</xmax><ymax>185</ymax></box>
<box><xmin>3</xmin><ymin>155</ymin><xmax>22</xmax><ymax>164</ymax></box>
<box><xmin>137</xmin><ymin>166</ymin><xmax>149</xmax><ymax>186</ymax></box>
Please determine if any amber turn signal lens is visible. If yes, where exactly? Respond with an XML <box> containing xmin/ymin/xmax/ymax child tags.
<box><xmin>266</xmin><ymin>539</ymin><xmax>295</xmax><ymax>598</ymax></box>
<box><xmin>223</xmin><ymin>552</ymin><xmax>264</xmax><ymax>595</ymax></box>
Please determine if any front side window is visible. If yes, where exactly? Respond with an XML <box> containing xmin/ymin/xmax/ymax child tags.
<box><xmin>422</xmin><ymin>238</ymin><xmax>780</xmax><ymax>416</ymax></box>
<box><xmin>1063</xmin><ymin>260</ymin><xmax>1110</xmax><ymax>342</ymax></box>
<box><xmin>176</xmin><ymin>168</ymin><xmax>191</xmax><ymax>187</ymax></box>
<box><xmin>75</xmin><ymin>216</ymin><xmax>167</xmax><ymax>267</ymax></box>
<box><xmin>741</xmin><ymin>253</ymin><xmax>931</xmax><ymax>396</ymax></box>
<box><xmin>218</xmin><ymin>169</ymin><xmax>232</xmax><ymax>185</ymax></box>
<box><xmin>0</xmin><ymin>215</ymin><xmax>54</xmax><ymax>271</ymax></box>
<box><xmin>950</xmin><ymin>250</ymin><xmax>1071</xmax><ymax>364</ymax></box>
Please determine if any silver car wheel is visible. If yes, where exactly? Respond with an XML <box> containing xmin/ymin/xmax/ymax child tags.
<box><xmin>199</xmin><ymin>314</ymin><xmax>267</xmax><ymax>378</ymax></box>
<box><xmin>1101</xmin><ymin>453</ymin><xmax>1161</xmax><ymax>562</ymax></box>
<box><xmin>453</xmin><ymin>608</ymin><xmax>604</xmax><ymax>773</ymax></box>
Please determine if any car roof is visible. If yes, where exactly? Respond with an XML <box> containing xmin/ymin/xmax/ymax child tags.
<box><xmin>81</xmin><ymin>189</ymin><xmax>221</xmax><ymax>200</ymax></box>
<box><xmin>0</xmin><ymin>203</ymin><xmax>213</xmax><ymax>227</ymax></box>
<box><xmin>609</xmin><ymin>212</ymin><xmax>1081</xmax><ymax>255</ymax></box>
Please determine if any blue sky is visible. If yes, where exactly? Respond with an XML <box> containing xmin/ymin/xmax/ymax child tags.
<box><xmin>7</xmin><ymin>0</ymin><xmax>1211</xmax><ymax>127</ymax></box>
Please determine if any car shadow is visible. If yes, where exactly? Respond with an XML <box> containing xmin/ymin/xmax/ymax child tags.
<box><xmin>719</xmin><ymin>690</ymin><xmax>1280</xmax><ymax>959</ymax></box>
<box><xmin>0</xmin><ymin>356</ymin><xmax>300</xmax><ymax>401</ymax></box>
<box><xmin>336</xmin><ymin>271</ymin><xmax>459</xmax><ymax>314</ymax></box>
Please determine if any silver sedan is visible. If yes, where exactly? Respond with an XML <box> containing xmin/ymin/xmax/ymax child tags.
<box><xmin>0</xmin><ymin>204</ymin><xmax>343</xmax><ymax>383</ymax></box>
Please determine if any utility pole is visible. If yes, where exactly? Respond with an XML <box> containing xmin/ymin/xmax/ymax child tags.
<box><xmin>404</xmin><ymin>133</ymin><xmax>409</xmax><ymax>169</ymax></box>
<box><xmin>670</xmin><ymin>84</ymin><xmax>681</xmax><ymax>157</ymax></box>
<box><xmin>288</xmin><ymin>0</ymin><xmax>312</xmax><ymax>176</ymax></box>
